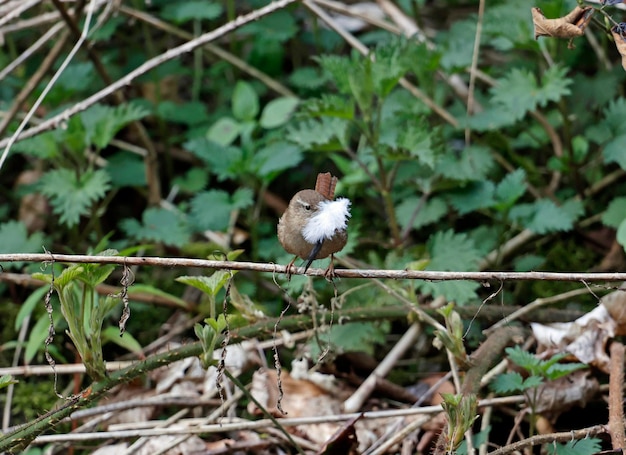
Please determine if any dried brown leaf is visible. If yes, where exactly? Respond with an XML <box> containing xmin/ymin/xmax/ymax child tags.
<box><xmin>531</xmin><ymin>6</ymin><xmax>593</xmax><ymax>40</ymax></box>
<box><xmin>611</xmin><ymin>24</ymin><xmax>626</xmax><ymax>72</ymax></box>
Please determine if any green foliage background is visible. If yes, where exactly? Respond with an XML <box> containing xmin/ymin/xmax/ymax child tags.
<box><xmin>0</xmin><ymin>0</ymin><xmax>624</xmax><ymax>450</ymax></box>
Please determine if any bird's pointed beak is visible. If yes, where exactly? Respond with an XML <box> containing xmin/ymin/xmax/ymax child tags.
<box><xmin>304</xmin><ymin>240</ymin><xmax>324</xmax><ymax>272</ymax></box>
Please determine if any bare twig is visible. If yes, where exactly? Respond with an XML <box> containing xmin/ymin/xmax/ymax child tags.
<box><xmin>487</xmin><ymin>425</ymin><xmax>607</xmax><ymax>455</ymax></box>
<box><xmin>0</xmin><ymin>0</ymin><xmax>297</xmax><ymax>152</ymax></box>
<box><xmin>608</xmin><ymin>341</ymin><xmax>625</xmax><ymax>449</ymax></box>
<box><xmin>4</xmin><ymin>252</ymin><xmax>626</xmax><ymax>282</ymax></box>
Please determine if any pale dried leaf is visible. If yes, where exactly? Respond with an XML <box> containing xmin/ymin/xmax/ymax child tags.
<box><xmin>612</xmin><ymin>24</ymin><xmax>626</xmax><ymax>72</ymax></box>
<box><xmin>531</xmin><ymin>6</ymin><xmax>593</xmax><ymax>40</ymax></box>
<box><xmin>534</xmin><ymin>371</ymin><xmax>599</xmax><ymax>421</ymax></box>
<box><xmin>602</xmin><ymin>288</ymin><xmax>626</xmax><ymax>335</ymax></box>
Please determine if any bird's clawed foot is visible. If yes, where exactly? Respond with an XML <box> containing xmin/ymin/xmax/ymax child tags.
<box><xmin>323</xmin><ymin>255</ymin><xmax>337</xmax><ymax>281</ymax></box>
<box><xmin>286</xmin><ymin>257</ymin><xmax>297</xmax><ymax>281</ymax></box>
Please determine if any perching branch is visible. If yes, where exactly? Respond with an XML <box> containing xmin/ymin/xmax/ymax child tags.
<box><xmin>1</xmin><ymin>253</ymin><xmax>626</xmax><ymax>283</ymax></box>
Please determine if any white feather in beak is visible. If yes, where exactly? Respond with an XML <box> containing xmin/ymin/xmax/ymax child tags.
<box><xmin>302</xmin><ymin>197</ymin><xmax>351</xmax><ymax>244</ymax></box>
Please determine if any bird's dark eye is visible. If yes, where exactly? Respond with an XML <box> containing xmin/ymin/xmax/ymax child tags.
<box><xmin>304</xmin><ymin>204</ymin><xmax>311</xmax><ymax>210</ymax></box>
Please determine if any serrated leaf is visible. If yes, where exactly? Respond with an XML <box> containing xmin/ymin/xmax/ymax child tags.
<box><xmin>546</xmin><ymin>438</ymin><xmax>602</xmax><ymax>455</ymax></box>
<box><xmin>495</xmin><ymin>169</ymin><xmax>526</xmax><ymax>209</ymax></box>
<box><xmin>259</xmin><ymin>97</ymin><xmax>299</xmax><ymax>129</ymax></box>
<box><xmin>510</xmin><ymin>199</ymin><xmax>583</xmax><ymax>234</ymax></box>
<box><xmin>310</xmin><ymin>322</ymin><xmax>388</xmax><ymax>357</ymax></box>
<box><xmin>189</xmin><ymin>189</ymin><xmax>252</xmax><ymax>232</ymax></box>
<box><xmin>10</xmin><ymin>131</ymin><xmax>61</xmax><ymax>159</ymax></box>
<box><xmin>601</xmin><ymin>98</ymin><xmax>626</xmax><ymax>136</ymax></box>
<box><xmin>545</xmin><ymin>362</ymin><xmax>587</xmax><ymax>380</ymax></box>
<box><xmin>238</xmin><ymin>10</ymin><xmax>297</xmax><ymax>42</ymax></box>
<box><xmin>184</xmin><ymin>138</ymin><xmax>243</xmax><ymax>180</ymax></box>
<box><xmin>316</xmin><ymin>54</ymin><xmax>353</xmax><ymax>95</ymax></box>
<box><xmin>304</xmin><ymin>94</ymin><xmax>355</xmax><ymax>119</ymax></box>
<box><xmin>490</xmin><ymin>372</ymin><xmax>525</xmax><ymax>393</ymax></box>
<box><xmin>160</xmin><ymin>1</ymin><xmax>223</xmax><ymax>23</ymax></box>
<box><xmin>232</xmin><ymin>188</ymin><xmax>253</xmax><ymax>210</ymax></box>
<box><xmin>287</xmin><ymin>117</ymin><xmax>350</xmax><ymax>150</ymax></box>
<box><xmin>251</xmin><ymin>142</ymin><xmax>303</xmax><ymax>179</ymax></box>
<box><xmin>603</xmin><ymin>133</ymin><xmax>626</xmax><ymax>170</ymax></box>
<box><xmin>506</xmin><ymin>345</ymin><xmax>541</xmax><ymax>370</ymax></box>
<box><xmin>172</xmin><ymin>168</ymin><xmax>208</xmax><ymax>193</ymax></box>
<box><xmin>418</xmin><ymin>230</ymin><xmax>481</xmax><ymax>304</ymax></box>
<box><xmin>436</xmin><ymin>145</ymin><xmax>494</xmax><ymax>181</ymax></box>
<box><xmin>397</xmin><ymin>121</ymin><xmax>436</xmax><ymax>167</ymax></box>
<box><xmin>81</xmin><ymin>103</ymin><xmax>149</xmax><ymax>149</ymax></box>
<box><xmin>396</xmin><ymin>196</ymin><xmax>448</xmax><ymax>230</ymax></box>
<box><xmin>177</xmin><ymin>272</ymin><xmax>231</xmax><ymax>297</ymax></box>
<box><xmin>490</xmin><ymin>66</ymin><xmax>571</xmax><ymax>121</ymax></box>
<box><xmin>232</xmin><ymin>81</ymin><xmax>259</xmax><ymax>121</ymax></box>
<box><xmin>120</xmin><ymin>207</ymin><xmax>190</xmax><ymax>247</ymax></box>
<box><xmin>0</xmin><ymin>221</ymin><xmax>45</xmax><ymax>269</ymax></box>
<box><xmin>522</xmin><ymin>375</ymin><xmax>544</xmax><ymax>389</ymax></box>
<box><xmin>39</xmin><ymin>169</ymin><xmax>111</xmax><ymax>227</ymax></box>
<box><xmin>448</xmin><ymin>181</ymin><xmax>496</xmax><ymax>215</ymax></box>
<box><xmin>603</xmin><ymin>197</ymin><xmax>626</xmax><ymax>228</ymax></box>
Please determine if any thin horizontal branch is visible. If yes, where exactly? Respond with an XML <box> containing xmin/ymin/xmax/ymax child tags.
<box><xmin>1</xmin><ymin>253</ymin><xmax>625</xmax><ymax>282</ymax></box>
<box><xmin>31</xmin><ymin>396</ymin><xmax>525</xmax><ymax>444</ymax></box>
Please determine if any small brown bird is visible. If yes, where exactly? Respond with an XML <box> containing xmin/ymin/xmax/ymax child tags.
<box><xmin>278</xmin><ymin>172</ymin><xmax>351</xmax><ymax>278</ymax></box>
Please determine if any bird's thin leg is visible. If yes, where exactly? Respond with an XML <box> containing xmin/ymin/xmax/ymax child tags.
<box><xmin>286</xmin><ymin>256</ymin><xmax>297</xmax><ymax>281</ymax></box>
<box><xmin>324</xmin><ymin>254</ymin><xmax>337</xmax><ymax>281</ymax></box>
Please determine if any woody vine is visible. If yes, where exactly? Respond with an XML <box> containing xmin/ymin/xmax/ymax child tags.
<box><xmin>533</xmin><ymin>0</ymin><xmax>626</xmax><ymax>68</ymax></box>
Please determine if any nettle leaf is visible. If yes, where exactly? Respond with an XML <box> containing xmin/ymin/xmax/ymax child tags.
<box><xmin>494</xmin><ymin>169</ymin><xmax>526</xmax><ymax>209</ymax></box>
<box><xmin>448</xmin><ymin>181</ymin><xmax>496</xmax><ymax>215</ymax></box>
<box><xmin>39</xmin><ymin>169</ymin><xmax>111</xmax><ymax>227</ymax></box>
<box><xmin>491</xmin><ymin>66</ymin><xmax>571</xmax><ymax>121</ymax></box>
<box><xmin>396</xmin><ymin>196</ymin><xmax>448</xmax><ymax>230</ymax></box>
<box><xmin>81</xmin><ymin>102</ymin><xmax>150</xmax><ymax>149</ymax></box>
<box><xmin>160</xmin><ymin>1</ymin><xmax>223</xmax><ymax>23</ymax></box>
<box><xmin>189</xmin><ymin>189</ymin><xmax>253</xmax><ymax>232</ymax></box>
<box><xmin>546</xmin><ymin>438</ymin><xmax>602</xmax><ymax>455</ymax></box>
<box><xmin>510</xmin><ymin>199</ymin><xmax>583</xmax><ymax>234</ymax></box>
<box><xmin>288</xmin><ymin>67</ymin><xmax>329</xmax><ymax>91</ymax></box>
<box><xmin>603</xmin><ymin>134</ymin><xmax>626</xmax><ymax>170</ymax></box>
<box><xmin>467</xmin><ymin>105</ymin><xmax>518</xmax><ymax>131</ymax></box>
<box><xmin>0</xmin><ymin>221</ymin><xmax>45</xmax><ymax>269</ymax></box>
<box><xmin>184</xmin><ymin>138</ymin><xmax>243</xmax><ymax>180</ymax></box>
<box><xmin>348</xmin><ymin>59</ymin><xmax>375</xmax><ymax>114</ymax></box>
<box><xmin>506</xmin><ymin>345</ymin><xmax>541</xmax><ymax>370</ymax></box>
<box><xmin>173</xmin><ymin>168</ymin><xmax>208</xmax><ymax>194</ymax></box>
<box><xmin>232</xmin><ymin>81</ymin><xmax>259</xmax><ymax>122</ymax></box>
<box><xmin>311</xmin><ymin>322</ymin><xmax>388</xmax><ymax>356</ymax></box>
<box><xmin>106</xmin><ymin>152</ymin><xmax>147</xmax><ymax>188</ymax></box>
<box><xmin>259</xmin><ymin>97</ymin><xmax>299</xmax><ymax>129</ymax></box>
<box><xmin>303</xmin><ymin>95</ymin><xmax>355</xmax><ymax>119</ymax></box>
<box><xmin>603</xmin><ymin>197</ymin><xmax>626</xmax><ymax>228</ymax></box>
<box><xmin>490</xmin><ymin>372</ymin><xmax>525</xmax><ymax>394</ymax></box>
<box><xmin>371</xmin><ymin>41</ymin><xmax>412</xmax><ymax>97</ymax></box>
<box><xmin>436</xmin><ymin>145</ymin><xmax>494</xmax><ymax>181</ymax></box>
<box><xmin>287</xmin><ymin>117</ymin><xmax>350</xmax><ymax>150</ymax></box>
<box><xmin>156</xmin><ymin>100</ymin><xmax>209</xmax><ymax>125</ymax></box>
<box><xmin>251</xmin><ymin>142</ymin><xmax>303</xmax><ymax>179</ymax></box>
<box><xmin>10</xmin><ymin>131</ymin><xmax>62</xmax><ymax>159</ymax></box>
<box><xmin>120</xmin><ymin>207</ymin><xmax>190</xmax><ymax>247</ymax></box>
<box><xmin>600</xmin><ymin>98</ymin><xmax>626</xmax><ymax>136</ymax></box>
<box><xmin>316</xmin><ymin>54</ymin><xmax>353</xmax><ymax>95</ymax></box>
<box><xmin>397</xmin><ymin>120</ymin><xmax>436</xmax><ymax>167</ymax></box>
<box><xmin>239</xmin><ymin>10</ymin><xmax>297</xmax><ymax>42</ymax></box>
<box><xmin>418</xmin><ymin>230</ymin><xmax>481</xmax><ymax>304</ymax></box>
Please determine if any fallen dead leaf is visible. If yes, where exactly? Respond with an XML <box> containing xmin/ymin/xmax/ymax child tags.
<box><xmin>531</xmin><ymin>6</ymin><xmax>593</xmax><ymax>43</ymax></box>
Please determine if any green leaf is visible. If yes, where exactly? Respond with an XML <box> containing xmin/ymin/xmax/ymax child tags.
<box><xmin>160</xmin><ymin>1</ymin><xmax>223</xmax><ymax>23</ymax></box>
<box><xmin>232</xmin><ymin>81</ymin><xmax>259</xmax><ymax>121</ymax></box>
<box><xmin>545</xmin><ymin>438</ymin><xmax>602</xmax><ymax>455</ymax></box>
<box><xmin>156</xmin><ymin>100</ymin><xmax>209</xmax><ymax>125</ymax></box>
<box><xmin>603</xmin><ymin>133</ymin><xmax>626</xmax><ymax>170</ymax></box>
<box><xmin>184</xmin><ymin>137</ymin><xmax>243</xmax><ymax>180</ymax></box>
<box><xmin>605</xmin><ymin>197</ymin><xmax>626</xmax><ymax>228</ymax></box>
<box><xmin>172</xmin><ymin>168</ymin><xmax>208</xmax><ymax>193</ymax></box>
<box><xmin>177</xmin><ymin>272</ymin><xmax>232</xmax><ymax>297</ymax></box>
<box><xmin>0</xmin><ymin>375</ymin><xmax>18</xmax><ymax>390</ymax></box>
<box><xmin>311</xmin><ymin>322</ymin><xmax>388</xmax><ymax>356</ymax></box>
<box><xmin>506</xmin><ymin>345</ymin><xmax>544</xmax><ymax>374</ymax></box>
<box><xmin>15</xmin><ymin>286</ymin><xmax>49</xmax><ymax>331</ymax></box>
<box><xmin>0</xmin><ymin>221</ymin><xmax>45</xmax><ymax>269</ymax></box>
<box><xmin>510</xmin><ymin>199</ymin><xmax>583</xmax><ymax>234</ymax></box>
<box><xmin>106</xmin><ymin>152</ymin><xmax>147</xmax><ymax>188</ymax></box>
<box><xmin>81</xmin><ymin>103</ymin><xmax>150</xmax><ymax>149</ymax></box>
<box><xmin>396</xmin><ymin>196</ymin><xmax>448</xmax><ymax>230</ymax></box>
<box><xmin>39</xmin><ymin>169</ymin><xmax>111</xmax><ymax>227</ymax></box>
<box><xmin>513</xmin><ymin>254</ymin><xmax>545</xmax><ymax>272</ymax></box>
<box><xmin>601</xmin><ymin>98</ymin><xmax>626</xmax><ymax>136</ymax></box>
<box><xmin>251</xmin><ymin>142</ymin><xmax>303</xmax><ymax>179</ymax></box>
<box><xmin>120</xmin><ymin>207</ymin><xmax>190</xmax><ymax>247</ymax></box>
<box><xmin>189</xmin><ymin>189</ymin><xmax>252</xmax><ymax>232</ymax></box>
<box><xmin>259</xmin><ymin>97</ymin><xmax>299</xmax><ymax>129</ymax></box>
<box><xmin>494</xmin><ymin>169</ymin><xmax>526</xmax><ymax>209</ymax></box>
<box><xmin>206</xmin><ymin>117</ymin><xmax>241</xmax><ymax>146</ymax></box>
<box><xmin>238</xmin><ymin>10</ymin><xmax>297</xmax><ymax>42</ymax></box>
<box><xmin>287</xmin><ymin>117</ymin><xmax>350</xmax><ymax>150</ymax></box>
<box><xmin>435</xmin><ymin>145</ymin><xmax>494</xmax><ymax>181</ymax></box>
<box><xmin>448</xmin><ymin>181</ymin><xmax>496</xmax><ymax>215</ymax></box>
<box><xmin>616</xmin><ymin>218</ymin><xmax>626</xmax><ymax>250</ymax></box>
<box><xmin>490</xmin><ymin>372</ymin><xmax>525</xmax><ymax>394</ymax></box>
<box><xmin>490</xmin><ymin>66</ymin><xmax>571</xmax><ymax>121</ymax></box>
<box><xmin>418</xmin><ymin>230</ymin><xmax>481</xmax><ymax>304</ymax></box>
<box><xmin>10</xmin><ymin>131</ymin><xmax>61</xmax><ymax>159</ymax></box>
<box><xmin>396</xmin><ymin>120</ymin><xmax>436</xmax><ymax>167</ymax></box>
<box><xmin>101</xmin><ymin>326</ymin><xmax>143</xmax><ymax>354</ymax></box>
<box><xmin>522</xmin><ymin>375</ymin><xmax>544</xmax><ymax>389</ymax></box>
<box><xmin>545</xmin><ymin>362</ymin><xmax>587</xmax><ymax>381</ymax></box>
